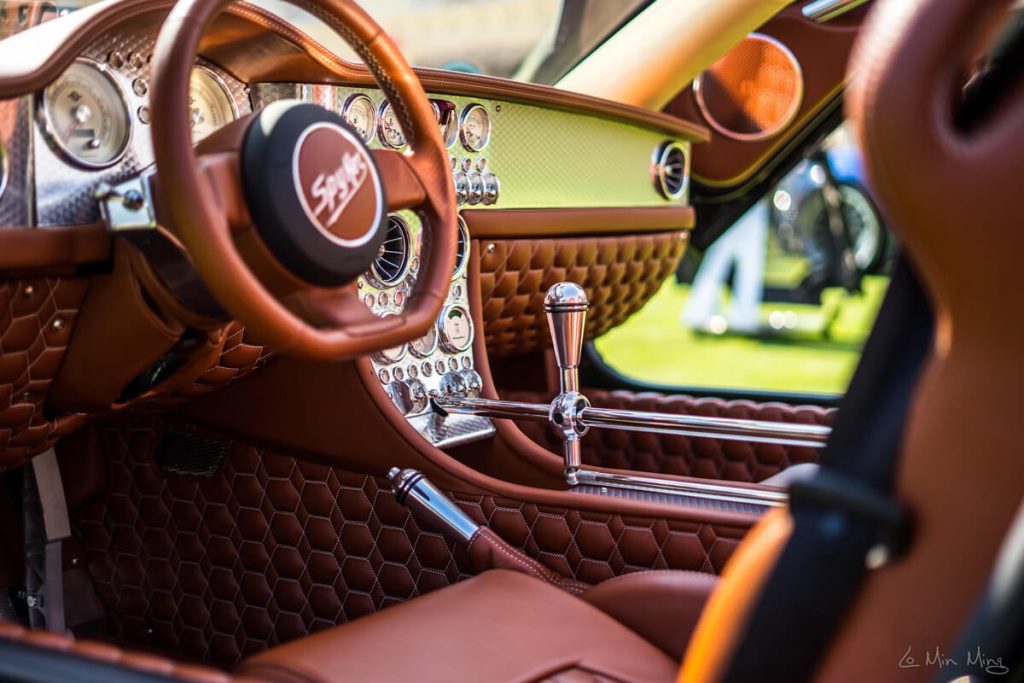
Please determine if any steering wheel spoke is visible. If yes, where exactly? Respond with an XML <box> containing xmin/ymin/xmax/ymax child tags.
<box><xmin>373</xmin><ymin>149</ymin><xmax>428</xmax><ymax>211</ymax></box>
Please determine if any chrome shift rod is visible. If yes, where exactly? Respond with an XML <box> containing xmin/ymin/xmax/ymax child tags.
<box><xmin>429</xmin><ymin>282</ymin><xmax>830</xmax><ymax>505</ymax></box>
<box><xmin>543</xmin><ymin>283</ymin><xmax>591</xmax><ymax>484</ymax></box>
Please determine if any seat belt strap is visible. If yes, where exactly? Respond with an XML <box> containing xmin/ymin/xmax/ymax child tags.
<box><xmin>22</xmin><ymin>449</ymin><xmax>70</xmax><ymax>632</ymax></box>
<box><xmin>721</xmin><ymin>256</ymin><xmax>933</xmax><ymax>683</ymax></box>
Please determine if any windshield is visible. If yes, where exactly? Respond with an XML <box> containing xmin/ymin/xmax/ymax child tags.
<box><xmin>7</xmin><ymin>0</ymin><xmax>650</xmax><ymax>85</ymax></box>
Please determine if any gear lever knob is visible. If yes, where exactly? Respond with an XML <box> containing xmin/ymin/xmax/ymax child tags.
<box><xmin>544</xmin><ymin>282</ymin><xmax>588</xmax><ymax>394</ymax></box>
<box><xmin>544</xmin><ymin>283</ymin><xmax>590</xmax><ymax>484</ymax></box>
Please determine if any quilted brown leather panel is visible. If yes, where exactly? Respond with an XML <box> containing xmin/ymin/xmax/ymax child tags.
<box><xmin>505</xmin><ymin>389</ymin><xmax>836</xmax><ymax>483</ymax></box>
<box><xmin>161</xmin><ymin>323</ymin><xmax>273</xmax><ymax>403</ymax></box>
<box><xmin>73</xmin><ymin>418</ymin><xmax>744</xmax><ymax>667</ymax></box>
<box><xmin>0</xmin><ymin>278</ymin><xmax>88</xmax><ymax>472</ymax></box>
<box><xmin>0</xmin><ymin>621</ymin><xmax>231</xmax><ymax>682</ymax></box>
<box><xmin>477</xmin><ymin>232</ymin><xmax>686</xmax><ymax>357</ymax></box>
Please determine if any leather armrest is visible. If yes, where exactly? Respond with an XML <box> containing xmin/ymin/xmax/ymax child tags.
<box><xmin>581</xmin><ymin>570</ymin><xmax>718</xmax><ymax>660</ymax></box>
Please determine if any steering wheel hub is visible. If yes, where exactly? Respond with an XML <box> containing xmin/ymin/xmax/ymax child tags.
<box><xmin>242</xmin><ymin>101</ymin><xmax>386</xmax><ymax>287</ymax></box>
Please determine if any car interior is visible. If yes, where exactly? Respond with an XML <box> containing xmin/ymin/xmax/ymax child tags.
<box><xmin>0</xmin><ymin>0</ymin><xmax>1022</xmax><ymax>681</ymax></box>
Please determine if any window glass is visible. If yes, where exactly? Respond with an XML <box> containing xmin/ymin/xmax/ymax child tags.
<box><xmin>595</xmin><ymin>124</ymin><xmax>893</xmax><ymax>396</ymax></box>
<box><xmin>19</xmin><ymin>1</ymin><xmax>649</xmax><ymax>85</ymax></box>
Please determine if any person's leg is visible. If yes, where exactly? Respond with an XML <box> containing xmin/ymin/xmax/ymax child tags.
<box><xmin>682</xmin><ymin>225</ymin><xmax>740</xmax><ymax>329</ymax></box>
<box><xmin>726</xmin><ymin>202</ymin><xmax>769</xmax><ymax>333</ymax></box>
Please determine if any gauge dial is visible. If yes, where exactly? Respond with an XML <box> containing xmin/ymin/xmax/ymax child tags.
<box><xmin>343</xmin><ymin>94</ymin><xmax>376</xmax><ymax>143</ymax></box>
<box><xmin>409</xmin><ymin>325</ymin><xmax>439</xmax><ymax>358</ymax></box>
<box><xmin>377</xmin><ymin>101</ymin><xmax>406</xmax><ymax>148</ymax></box>
<box><xmin>460</xmin><ymin>104</ymin><xmax>491</xmax><ymax>152</ymax></box>
<box><xmin>188</xmin><ymin>67</ymin><xmax>237</xmax><ymax>143</ymax></box>
<box><xmin>438</xmin><ymin>304</ymin><xmax>473</xmax><ymax>353</ymax></box>
<box><xmin>433</xmin><ymin>100</ymin><xmax>458</xmax><ymax>148</ymax></box>
<box><xmin>42</xmin><ymin>61</ymin><xmax>130</xmax><ymax>168</ymax></box>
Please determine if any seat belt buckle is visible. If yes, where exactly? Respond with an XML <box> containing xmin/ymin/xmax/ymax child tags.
<box><xmin>789</xmin><ymin>469</ymin><xmax>912</xmax><ymax>569</ymax></box>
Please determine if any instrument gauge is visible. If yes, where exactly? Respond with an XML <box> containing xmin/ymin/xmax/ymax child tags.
<box><xmin>342</xmin><ymin>94</ymin><xmax>376</xmax><ymax>143</ymax></box>
<box><xmin>377</xmin><ymin>100</ymin><xmax>406</xmax><ymax>148</ymax></box>
<box><xmin>433</xmin><ymin>100</ymin><xmax>458</xmax><ymax>148</ymax></box>
<box><xmin>41</xmin><ymin>60</ymin><xmax>130</xmax><ymax>168</ymax></box>
<box><xmin>438</xmin><ymin>304</ymin><xmax>474</xmax><ymax>353</ymax></box>
<box><xmin>188</xmin><ymin>67</ymin><xmax>237</xmax><ymax>143</ymax></box>
<box><xmin>409</xmin><ymin>325</ymin><xmax>439</xmax><ymax>358</ymax></box>
<box><xmin>459</xmin><ymin>104</ymin><xmax>491</xmax><ymax>152</ymax></box>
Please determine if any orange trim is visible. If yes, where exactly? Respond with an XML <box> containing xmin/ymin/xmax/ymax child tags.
<box><xmin>679</xmin><ymin>507</ymin><xmax>793</xmax><ymax>683</ymax></box>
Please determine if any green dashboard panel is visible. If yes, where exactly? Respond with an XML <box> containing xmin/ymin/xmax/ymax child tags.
<box><xmin>253</xmin><ymin>83</ymin><xmax>689</xmax><ymax>210</ymax></box>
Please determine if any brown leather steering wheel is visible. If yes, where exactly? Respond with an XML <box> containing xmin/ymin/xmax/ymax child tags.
<box><xmin>150</xmin><ymin>0</ymin><xmax>457</xmax><ymax>360</ymax></box>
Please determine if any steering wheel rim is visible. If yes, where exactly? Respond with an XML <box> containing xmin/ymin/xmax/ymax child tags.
<box><xmin>150</xmin><ymin>0</ymin><xmax>457</xmax><ymax>360</ymax></box>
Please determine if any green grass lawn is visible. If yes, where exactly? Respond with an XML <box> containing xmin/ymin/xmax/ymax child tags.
<box><xmin>594</xmin><ymin>276</ymin><xmax>889</xmax><ymax>395</ymax></box>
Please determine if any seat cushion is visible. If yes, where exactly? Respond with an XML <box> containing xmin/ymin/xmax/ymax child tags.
<box><xmin>237</xmin><ymin>570</ymin><xmax>679</xmax><ymax>683</ymax></box>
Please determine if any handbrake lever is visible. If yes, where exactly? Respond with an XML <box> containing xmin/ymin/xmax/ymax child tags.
<box><xmin>388</xmin><ymin>468</ymin><xmax>587</xmax><ymax>593</ymax></box>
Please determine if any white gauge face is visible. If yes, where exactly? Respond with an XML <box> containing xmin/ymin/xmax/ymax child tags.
<box><xmin>460</xmin><ymin>104</ymin><xmax>491</xmax><ymax>152</ymax></box>
<box><xmin>343</xmin><ymin>94</ymin><xmax>376</xmax><ymax>143</ymax></box>
<box><xmin>409</xmin><ymin>325</ymin><xmax>439</xmax><ymax>358</ymax></box>
<box><xmin>43</xmin><ymin>61</ymin><xmax>130</xmax><ymax>168</ymax></box>
<box><xmin>439</xmin><ymin>305</ymin><xmax>473</xmax><ymax>352</ymax></box>
<box><xmin>377</xmin><ymin>101</ymin><xmax>406</xmax><ymax>148</ymax></box>
<box><xmin>189</xmin><ymin>67</ymin><xmax>236</xmax><ymax>143</ymax></box>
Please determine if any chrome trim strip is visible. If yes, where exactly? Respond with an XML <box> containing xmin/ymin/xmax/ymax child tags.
<box><xmin>430</xmin><ymin>395</ymin><xmax>550</xmax><ymax>422</ymax></box>
<box><xmin>574</xmin><ymin>469</ymin><xmax>787</xmax><ymax>507</ymax></box>
<box><xmin>430</xmin><ymin>395</ymin><xmax>830</xmax><ymax>448</ymax></box>
<box><xmin>801</xmin><ymin>0</ymin><xmax>870</xmax><ymax>22</ymax></box>
<box><xmin>580</xmin><ymin>406</ymin><xmax>829</xmax><ymax>448</ymax></box>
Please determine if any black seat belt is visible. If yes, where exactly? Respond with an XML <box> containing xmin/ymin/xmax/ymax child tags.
<box><xmin>22</xmin><ymin>448</ymin><xmax>71</xmax><ymax>632</ymax></box>
<box><xmin>721</xmin><ymin>255</ymin><xmax>933</xmax><ymax>683</ymax></box>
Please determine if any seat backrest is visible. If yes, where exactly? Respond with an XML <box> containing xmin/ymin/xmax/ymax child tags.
<box><xmin>679</xmin><ymin>0</ymin><xmax>1024</xmax><ymax>680</ymax></box>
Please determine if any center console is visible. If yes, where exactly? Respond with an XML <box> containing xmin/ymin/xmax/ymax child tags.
<box><xmin>359</xmin><ymin>214</ymin><xmax>494</xmax><ymax>448</ymax></box>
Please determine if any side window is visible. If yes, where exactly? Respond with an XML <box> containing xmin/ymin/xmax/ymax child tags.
<box><xmin>595</xmin><ymin>124</ymin><xmax>892</xmax><ymax>396</ymax></box>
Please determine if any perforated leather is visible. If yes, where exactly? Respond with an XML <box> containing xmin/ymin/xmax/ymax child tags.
<box><xmin>477</xmin><ymin>233</ymin><xmax>686</xmax><ymax>357</ymax></box>
<box><xmin>0</xmin><ymin>278</ymin><xmax>88</xmax><ymax>472</ymax></box>
<box><xmin>505</xmin><ymin>389</ymin><xmax>835</xmax><ymax>482</ymax></box>
<box><xmin>73</xmin><ymin>418</ymin><xmax>744</xmax><ymax>666</ymax></box>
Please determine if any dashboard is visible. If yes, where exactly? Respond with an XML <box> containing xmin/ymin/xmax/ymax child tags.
<box><xmin>0</xmin><ymin>6</ymin><xmax>702</xmax><ymax>450</ymax></box>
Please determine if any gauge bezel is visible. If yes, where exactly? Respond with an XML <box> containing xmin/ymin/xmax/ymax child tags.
<box><xmin>39</xmin><ymin>57</ymin><xmax>132</xmax><ymax>170</ymax></box>
<box><xmin>459</xmin><ymin>103</ymin><xmax>491</xmax><ymax>152</ymax></box>
<box><xmin>376</xmin><ymin>99</ymin><xmax>406</xmax><ymax>149</ymax></box>
<box><xmin>408</xmin><ymin>324</ymin><xmax>440</xmax><ymax>359</ymax></box>
<box><xmin>189</xmin><ymin>63</ymin><xmax>240</xmax><ymax>142</ymax></box>
<box><xmin>437</xmin><ymin>303</ymin><xmax>475</xmax><ymax>353</ymax></box>
<box><xmin>452</xmin><ymin>215</ymin><xmax>470</xmax><ymax>281</ymax></box>
<box><xmin>342</xmin><ymin>93</ymin><xmax>376</xmax><ymax>143</ymax></box>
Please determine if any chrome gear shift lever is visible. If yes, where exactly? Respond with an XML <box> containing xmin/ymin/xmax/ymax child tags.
<box><xmin>544</xmin><ymin>283</ymin><xmax>591</xmax><ymax>484</ymax></box>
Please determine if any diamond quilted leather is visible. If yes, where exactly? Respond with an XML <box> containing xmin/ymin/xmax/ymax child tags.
<box><xmin>477</xmin><ymin>232</ymin><xmax>686</xmax><ymax>357</ymax></box>
<box><xmin>73</xmin><ymin>418</ymin><xmax>745</xmax><ymax>667</ymax></box>
<box><xmin>158</xmin><ymin>323</ymin><xmax>273</xmax><ymax>403</ymax></box>
<box><xmin>0</xmin><ymin>278</ymin><xmax>88</xmax><ymax>472</ymax></box>
<box><xmin>505</xmin><ymin>389</ymin><xmax>836</xmax><ymax>483</ymax></box>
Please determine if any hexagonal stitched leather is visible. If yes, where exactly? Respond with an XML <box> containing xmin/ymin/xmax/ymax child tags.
<box><xmin>0</xmin><ymin>278</ymin><xmax>87</xmax><ymax>472</ymax></box>
<box><xmin>505</xmin><ymin>389</ymin><xmax>836</xmax><ymax>482</ymax></box>
<box><xmin>477</xmin><ymin>232</ymin><xmax>686</xmax><ymax>358</ymax></box>
<box><xmin>73</xmin><ymin>418</ymin><xmax>746</xmax><ymax>667</ymax></box>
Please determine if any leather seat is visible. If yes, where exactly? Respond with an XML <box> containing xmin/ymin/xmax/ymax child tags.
<box><xmin>237</xmin><ymin>570</ymin><xmax>681</xmax><ymax>683</ymax></box>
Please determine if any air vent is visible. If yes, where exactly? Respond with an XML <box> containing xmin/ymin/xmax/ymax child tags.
<box><xmin>652</xmin><ymin>141</ymin><xmax>689</xmax><ymax>200</ymax></box>
<box><xmin>452</xmin><ymin>215</ymin><xmax>470</xmax><ymax>280</ymax></box>
<box><xmin>369</xmin><ymin>214</ymin><xmax>411</xmax><ymax>287</ymax></box>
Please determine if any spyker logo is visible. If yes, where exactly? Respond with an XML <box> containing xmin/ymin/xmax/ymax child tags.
<box><xmin>293</xmin><ymin>122</ymin><xmax>382</xmax><ymax>247</ymax></box>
